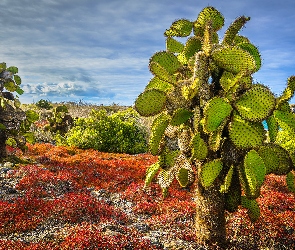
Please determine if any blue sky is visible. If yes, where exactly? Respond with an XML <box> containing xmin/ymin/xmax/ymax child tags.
<box><xmin>0</xmin><ymin>0</ymin><xmax>295</xmax><ymax>106</ymax></box>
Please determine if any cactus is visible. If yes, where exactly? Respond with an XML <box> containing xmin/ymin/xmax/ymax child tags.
<box><xmin>0</xmin><ymin>63</ymin><xmax>39</xmax><ymax>159</ymax></box>
<box><xmin>136</xmin><ymin>6</ymin><xmax>295</xmax><ymax>247</ymax></box>
<box><xmin>44</xmin><ymin>105</ymin><xmax>73</xmax><ymax>135</ymax></box>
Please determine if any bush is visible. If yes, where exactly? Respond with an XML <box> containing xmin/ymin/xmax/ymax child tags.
<box><xmin>59</xmin><ymin>108</ymin><xmax>148</xmax><ymax>154</ymax></box>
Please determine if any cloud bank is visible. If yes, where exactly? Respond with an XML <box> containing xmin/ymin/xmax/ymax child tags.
<box><xmin>0</xmin><ymin>0</ymin><xmax>294</xmax><ymax>105</ymax></box>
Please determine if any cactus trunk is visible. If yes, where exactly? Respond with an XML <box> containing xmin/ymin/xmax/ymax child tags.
<box><xmin>0</xmin><ymin>129</ymin><xmax>7</xmax><ymax>159</ymax></box>
<box><xmin>194</xmin><ymin>177</ymin><xmax>226</xmax><ymax>247</ymax></box>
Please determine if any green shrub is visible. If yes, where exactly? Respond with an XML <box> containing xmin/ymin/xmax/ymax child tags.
<box><xmin>59</xmin><ymin>108</ymin><xmax>148</xmax><ymax>154</ymax></box>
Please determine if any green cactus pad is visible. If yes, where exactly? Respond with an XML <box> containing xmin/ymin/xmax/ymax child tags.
<box><xmin>193</xmin><ymin>7</ymin><xmax>224</xmax><ymax>36</ymax></box>
<box><xmin>149</xmin><ymin>113</ymin><xmax>170</xmax><ymax>155</ymax></box>
<box><xmin>176</xmin><ymin>167</ymin><xmax>194</xmax><ymax>187</ymax></box>
<box><xmin>159</xmin><ymin>148</ymin><xmax>180</xmax><ymax>168</ymax></box>
<box><xmin>220</xmin><ymin>71</ymin><xmax>236</xmax><ymax>92</ymax></box>
<box><xmin>212</xmin><ymin>46</ymin><xmax>256</xmax><ymax>74</ymax></box>
<box><xmin>209</xmin><ymin>118</ymin><xmax>226</xmax><ymax>152</ymax></box>
<box><xmin>191</xmin><ymin>132</ymin><xmax>208</xmax><ymax>161</ymax></box>
<box><xmin>244</xmin><ymin>150</ymin><xmax>266</xmax><ymax>197</ymax></box>
<box><xmin>220</xmin><ymin>71</ymin><xmax>252</xmax><ymax>95</ymax></box>
<box><xmin>220</xmin><ymin>165</ymin><xmax>235</xmax><ymax>193</ymax></box>
<box><xmin>177</xmin><ymin>37</ymin><xmax>202</xmax><ymax>65</ymax></box>
<box><xmin>235</xmin><ymin>85</ymin><xmax>275</xmax><ymax>122</ymax></box>
<box><xmin>229</xmin><ymin>114</ymin><xmax>265</xmax><ymax>148</ymax></box>
<box><xmin>145</xmin><ymin>162</ymin><xmax>161</xmax><ymax>187</ymax></box>
<box><xmin>277</xmin><ymin>76</ymin><xmax>295</xmax><ymax>105</ymax></box>
<box><xmin>222</xmin><ymin>16</ymin><xmax>251</xmax><ymax>45</ymax></box>
<box><xmin>170</xmin><ymin>108</ymin><xmax>193</xmax><ymax>126</ymax></box>
<box><xmin>166</xmin><ymin>37</ymin><xmax>185</xmax><ymax>53</ymax></box>
<box><xmin>145</xmin><ymin>77</ymin><xmax>174</xmax><ymax>93</ymax></box>
<box><xmin>286</xmin><ymin>172</ymin><xmax>295</xmax><ymax>193</ymax></box>
<box><xmin>266</xmin><ymin>115</ymin><xmax>279</xmax><ymax>142</ymax></box>
<box><xmin>274</xmin><ymin>110</ymin><xmax>295</xmax><ymax>134</ymax></box>
<box><xmin>233</xmin><ymin>35</ymin><xmax>250</xmax><ymax>45</ymax></box>
<box><xmin>238</xmin><ymin>43</ymin><xmax>261</xmax><ymax>72</ymax></box>
<box><xmin>241</xmin><ymin>196</ymin><xmax>260</xmax><ymax>222</ymax></box>
<box><xmin>258</xmin><ymin>144</ymin><xmax>292</xmax><ymax>175</ymax></box>
<box><xmin>149</xmin><ymin>61</ymin><xmax>177</xmax><ymax>83</ymax></box>
<box><xmin>203</xmin><ymin>97</ymin><xmax>232</xmax><ymax>133</ymax></box>
<box><xmin>209</xmin><ymin>128</ymin><xmax>223</xmax><ymax>152</ymax></box>
<box><xmin>150</xmin><ymin>51</ymin><xmax>181</xmax><ymax>75</ymax></box>
<box><xmin>164</xmin><ymin>19</ymin><xmax>193</xmax><ymax>37</ymax></box>
<box><xmin>224</xmin><ymin>171</ymin><xmax>241</xmax><ymax>212</ymax></box>
<box><xmin>277</xmin><ymin>101</ymin><xmax>292</xmax><ymax>112</ymax></box>
<box><xmin>200</xmin><ymin>159</ymin><xmax>223</xmax><ymax>188</ymax></box>
<box><xmin>135</xmin><ymin>89</ymin><xmax>167</xmax><ymax>117</ymax></box>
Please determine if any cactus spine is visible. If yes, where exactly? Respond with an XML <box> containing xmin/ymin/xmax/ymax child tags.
<box><xmin>135</xmin><ymin>6</ymin><xmax>295</xmax><ymax>247</ymax></box>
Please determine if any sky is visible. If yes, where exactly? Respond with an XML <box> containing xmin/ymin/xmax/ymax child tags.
<box><xmin>0</xmin><ymin>0</ymin><xmax>295</xmax><ymax>106</ymax></box>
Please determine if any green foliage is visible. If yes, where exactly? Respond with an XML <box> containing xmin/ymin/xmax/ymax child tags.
<box><xmin>135</xmin><ymin>6</ymin><xmax>295</xmax><ymax>225</ymax></box>
<box><xmin>60</xmin><ymin>108</ymin><xmax>147</xmax><ymax>154</ymax></box>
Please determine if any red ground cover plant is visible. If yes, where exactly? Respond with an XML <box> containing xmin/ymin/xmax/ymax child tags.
<box><xmin>50</xmin><ymin>192</ymin><xmax>128</xmax><ymax>224</ymax></box>
<box><xmin>59</xmin><ymin>222</ymin><xmax>160</xmax><ymax>250</ymax></box>
<box><xmin>0</xmin><ymin>194</ymin><xmax>52</xmax><ymax>234</ymax></box>
<box><xmin>1</xmin><ymin>143</ymin><xmax>295</xmax><ymax>249</ymax></box>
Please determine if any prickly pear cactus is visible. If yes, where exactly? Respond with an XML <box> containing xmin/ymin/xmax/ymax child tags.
<box><xmin>0</xmin><ymin>63</ymin><xmax>39</xmax><ymax>159</ymax></box>
<box><xmin>135</xmin><ymin>6</ymin><xmax>295</xmax><ymax>241</ymax></box>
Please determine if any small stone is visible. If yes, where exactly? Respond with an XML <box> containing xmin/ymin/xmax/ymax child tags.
<box><xmin>0</xmin><ymin>167</ymin><xmax>13</xmax><ymax>175</ymax></box>
<box><xmin>3</xmin><ymin>162</ymin><xmax>14</xmax><ymax>168</ymax></box>
<box><xmin>133</xmin><ymin>223</ymin><xmax>151</xmax><ymax>233</ymax></box>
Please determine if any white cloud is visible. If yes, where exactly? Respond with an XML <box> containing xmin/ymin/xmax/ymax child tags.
<box><xmin>0</xmin><ymin>0</ymin><xmax>294</xmax><ymax>105</ymax></box>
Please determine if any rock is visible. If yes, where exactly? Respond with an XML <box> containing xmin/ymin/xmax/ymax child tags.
<box><xmin>3</xmin><ymin>162</ymin><xmax>14</xmax><ymax>168</ymax></box>
<box><xmin>133</xmin><ymin>223</ymin><xmax>151</xmax><ymax>233</ymax></box>
<box><xmin>0</xmin><ymin>167</ymin><xmax>13</xmax><ymax>176</ymax></box>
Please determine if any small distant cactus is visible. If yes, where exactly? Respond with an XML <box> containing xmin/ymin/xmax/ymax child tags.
<box><xmin>0</xmin><ymin>63</ymin><xmax>39</xmax><ymax>159</ymax></box>
<box><xmin>45</xmin><ymin>105</ymin><xmax>73</xmax><ymax>135</ymax></box>
<box><xmin>35</xmin><ymin>99</ymin><xmax>53</xmax><ymax>110</ymax></box>
<box><xmin>135</xmin><ymin>6</ymin><xmax>295</xmax><ymax>247</ymax></box>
